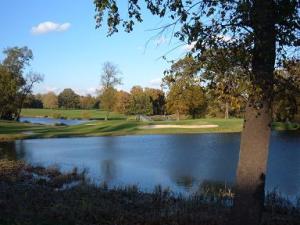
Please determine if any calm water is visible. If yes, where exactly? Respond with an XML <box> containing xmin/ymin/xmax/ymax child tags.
<box><xmin>20</xmin><ymin>117</ymin><xmax>88</xmax><ymax>125</ymax></box>
<box><xmin>0</xmin><ymin>133</ymin><xmax>299</xmax><ymax>197</ymax></box>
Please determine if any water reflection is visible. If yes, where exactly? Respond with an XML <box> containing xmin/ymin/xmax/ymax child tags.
<box><xmin>164</xmin><ymin>134</ymin><xmax>240</xmax><ymax>192</ymax></box>
<box><xmin>101</xmin><ymin>159</ymin><xmax>117</xmax><ymax>183</ymax></box>
<box><xmin>267</xmin><ymin>132</ymin><xmax>300</xmax><ymax>196</ymax></box>
<box><xmin>0</xmin><ymin>141</ymin><xmax>27</xmax><ymax>160</ymax></box>
<box><xmin>98</xmin><ymin>137</ymin><xmax>119</xmax><ymax>185</ymax></box>
<box><xmin>20</xmin><ymin>117</ymin><xmax>88</xmax><ymax>125</ymax></box>
<box><xmin>0</xmin><ymin>133</ymin><xmax>299</xmax><ymax>197</ymax></box>
<box><xmin>0</xmin><ymin>142</ymin><xmax>17</xmax><ymax>160</ymax></box>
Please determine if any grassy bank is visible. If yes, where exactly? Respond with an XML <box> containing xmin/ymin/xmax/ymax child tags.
<box><xmin>0</xmin><ymin>118</ymin><xmax>243</xmax><ymax>142</ymax></box>
<box><xmin>1</xmin><ymin>118</ymin><xmax>299</xmax><ymax>142</ymax></box>
<box><xmin>1</xmin><ymin>159</ymin><xmax>299</xmax><ymax>225</ymax></box>
<box><xmin>272</xmin><ymin>122</ymin><xmax>300</xmax><ymax>131</ymax></box>
<box><xmin>21</xmin><ymin>108</ymin><xmax>126</xmax><ymax>120</ymax></box>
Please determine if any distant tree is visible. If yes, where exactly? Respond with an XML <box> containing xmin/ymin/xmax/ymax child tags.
<box><xmin>0</xmin><ymin>65</ymin><xmax>18</xmax><ymax>119</ymax></box>
<box><xmin>58</xmin><ymin>88</ymin><xmax>80</xmax><ymax>109</ymax></box>
<box><xmin>15</xmin><ymin>72</ymin><xmax>43</xmax><ymax>119</ymax></box>
<box><xmin>206</xmin><ymin>76</ymin><xmax>249</xmax><ymax>119</ymax></box>
<box><xmin>80</xmin><ymin>95</ymin><xmax>97</xmax><ymax>109</ymax></box>
<box><xmin>273</xmin><ymin>60</ymin><xmax>300</xmax><ymax>121</ymax></box>
<box><xmin>0</xmin><ymin>47</ymin><xmax>43</xmax><ymax>120</ymax></box>
<box><xmin>186</xmin><ymin>86</ymin><xmax>207</xmax><ymax>119</ymax></box>
<box><xmin>99</xmin><ymin>61</ymin><xmax>122</xmax><ymax>119</ymax></box>
<box><xmin>100</xmin><ymin>87</ymin><xmax>117</xmax><ymax>120</ymax></box>
<box><xmin>2</xmin><ymin>46</ymin><xmax>32</xmax><ymax>77</ymax></box>
<box><xmin>163</xmin><ymin>57</ymin><xmax>206</xmax><ymax>120</ymax></box>
<box><xmin>100</xmin><ymin>62</ymin><xmax>122</xmax><ymax>89</ymax></box>
<box><xmin>166</xmin><ymin>82</ymin><xmax>206</xmax><ymax>120</ymax></box>
<box><xmin>42</xmin><ymin>92</ymin><xmax>58</xmax><ymax>109</ymax></box>
<box><xmin>129</xmin><ymin>86</ymin><xmax>152</xmax><ymax>119</ymax></box>
<box><xmin>23</xmin><ymin>94</ymin><xmax>43</xmax><ymax>108</ymax></box>
<box><xmin>165</xmin><ymin>83</ymin><xmax>189</xmax><ymax>120</ymax></box>
<box><xmin>114</xmin><ymin>90</ymin><xmax>131</xmax><ymax>114</ymax></box>
<box><xmin>144</xmin><ymin>88</ymin><xmax>166</xmax><ymax>115</ymax></box>
<box><xmin>201</xmin><ymin>48</ymin><xmax>250</xmax><ymax>119</ymax></box>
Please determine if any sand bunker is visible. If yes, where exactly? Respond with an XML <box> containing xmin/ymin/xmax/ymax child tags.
<box><xmin>22</xmin><ymin>131</ymin><xmax>35</xmax><ymax>135</ymax></box>
<box><xmin>141</xmin><ymin>124</ymin><xmax>218</xmax><ymax>129</ymax></box>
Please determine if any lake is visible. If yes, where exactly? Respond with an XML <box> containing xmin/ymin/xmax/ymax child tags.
<box><xmin>0</xmin><ymin>132</ymin><xmax>299</xmax><ymax>197</ymax></box>
<box><xmin>20</xmin><ymin>117</ymin><xmax>89</xmax><ymax>125</ymax></box>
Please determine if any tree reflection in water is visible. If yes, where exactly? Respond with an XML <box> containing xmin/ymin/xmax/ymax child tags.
<box><xmin>99</xmin><ymin>137</ymin><xmax>119</xmax><ymax>185</ymax></box>
<box><xmin>0</xmin><ymin>141</ymin><xmax>27</xmax><ymax>160</ymax></box>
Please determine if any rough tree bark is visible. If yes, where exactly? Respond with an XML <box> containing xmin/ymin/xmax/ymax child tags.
<box><xmin>231</xmin><ymin>1</ymin><xmax>276</xmax><ymax>225</ymax></box>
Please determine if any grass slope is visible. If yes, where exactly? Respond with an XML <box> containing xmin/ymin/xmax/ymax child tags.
<box><xmin>1</xmin><ymin>114</ymin><xmax>298</xmax><ymax>142</ymax></box>
<box><xmin>21</xmin><ymin>108</ymin><xmax>126</xmax><ymax>120</ymax></box>
<box><xmin>0</xmin><ymin>118</ymin><xmax>243</xmax><ymax>142</ymax></box>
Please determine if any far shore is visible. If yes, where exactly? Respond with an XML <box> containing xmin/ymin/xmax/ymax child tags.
<box><xmin>0</xmin><ymin>117</ymin><xmax>244</xmax><ymax>142</ymax></box>
<box><xmin>0</xmin><ymin>114</ymin><xmax>299</xmax><ymax>142</ymax></box>
<box><xmin>141</xmin><ymin>124</ymin><xmax>219</xmax><ymax>129</ymax></box>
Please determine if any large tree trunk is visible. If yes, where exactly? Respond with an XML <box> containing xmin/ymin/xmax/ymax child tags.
<box><xmin>231</xmin><ymin>1</ymin><xmax>276</xmax><ymax>225</ymax></box>
<box><xmin>231</xmin><ymin>102</ymin><xmax>272</xmax><ymax>225</ymax></box>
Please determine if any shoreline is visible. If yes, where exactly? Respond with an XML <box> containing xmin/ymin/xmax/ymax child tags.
<box><xmin>0</xmin><ymin>129</ymin><xmax>242</xmax><ymax>143</ymax></box>
<box><xmin>1</xmin><ymin>159</ymin><xmax>299</xmax><ymax>225</ymax></box>
<box><xmin>0</xmin><ymin>119</ymin><xmax>299</xmax><ymax>143</ymax></box>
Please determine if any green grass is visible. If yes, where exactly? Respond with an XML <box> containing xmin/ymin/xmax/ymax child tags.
<box><xmin>21</xmin><ymin>108</ymin><xmax>126</xmax><ymax>120</ymax></box>
<box><xmin>272</xmin><ymin>121</ymin><xmax>300</xmax><ymax>131</ymax></box>
<box><xmin>1</xmin><ymin>116</ymin><xmax>298</xmax><ymax>142</ymax></box>
<box><xmin>0</xmin><ymin>118</ymin><xmax>243</xmax><ymax>142</ymax></box>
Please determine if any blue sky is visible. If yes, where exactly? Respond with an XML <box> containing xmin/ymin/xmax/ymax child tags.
<box><xmin>0</xmin><ymin>0</ymin><xmax>190</xmax><ymax>95</ymax></box>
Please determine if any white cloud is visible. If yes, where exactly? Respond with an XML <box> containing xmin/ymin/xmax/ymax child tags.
<box><xmin>183</xmin><ymin>41</ymin><xmax>197</xmax><ymax>51</ymax></box>
<box><xmin>36</xmin><ymin>86</ymin><xmax>99</xmax><ymax>96</ymax></box>
<box><xmin>74</xmin><ymin>87</ymin><xmax>98</xmax><ymax>96</ymax></box>
<box><xmin>86</xmin><ymin>87</ymin><xmax>98</xmax><ymax>96</ymax></box>
<box><xmin>149</xmin><ymin>78</ymin><xmax>162</xmax><ymax>88</ymax></box>
<box><xmin>31</xmin><ymin>21</ymin><xmax>71</xmax><ymax>35</ymax></box>
<box><xmin>44</xmin><ymin>86</ymin><xmax>60</xmax><ymax>94</ymax></box>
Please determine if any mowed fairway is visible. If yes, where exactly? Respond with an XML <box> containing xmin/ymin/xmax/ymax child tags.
<box><xmin>2</xmin><ymin>108</ymin><xmax>298</xmax><ymax>142</ymax></box>
<box><xmin>21</xmin><ymin>108</ymin><xmax>126</xmax><ymax>120</ymax></box>
<box><xmin>0</xmin><ymin>118</ymin><xmax>244</xmax><ymax>142</ymax></box>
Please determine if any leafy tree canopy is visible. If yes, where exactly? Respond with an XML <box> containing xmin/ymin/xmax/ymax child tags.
<box><xmin>94</xmin><ymin>1</ymin><xmax>299</xmax><ymax>59</ymax></box>
<box><xmin>58</xmin><ymin>88</ymin><xmax>80</xmax><ymax>109</ymax></box>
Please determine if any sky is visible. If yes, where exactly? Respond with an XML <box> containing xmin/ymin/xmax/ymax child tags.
<box><xmin>0</xmin><ymin>0</ymin><xmax>191</xmax><ymax>96</ymax></box>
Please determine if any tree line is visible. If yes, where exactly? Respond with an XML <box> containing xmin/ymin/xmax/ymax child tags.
<box><xmin>0</xmin><ymin>53</ymin><xmax>300</xmax><ymax>121</ymax></box>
